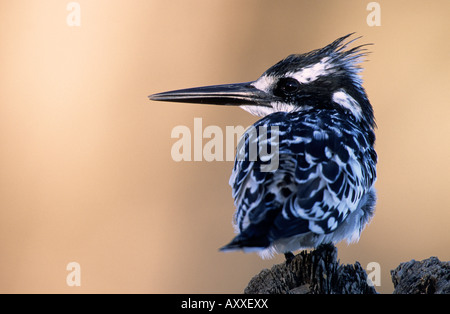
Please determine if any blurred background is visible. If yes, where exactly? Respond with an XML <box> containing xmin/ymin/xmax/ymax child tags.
<box><xmin>0</xmin><ymin>0</ymin><xmax>449</xmax><ymax>294</ymax></box>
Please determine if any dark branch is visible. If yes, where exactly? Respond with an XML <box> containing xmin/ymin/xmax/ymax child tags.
<box><xmin>391</xmin><ymin>257</ymin><xmax>450</xmax><ymax>294</ymax></box>
<box><xmin>244</xmin><ymin>243</ymin><xmax>377</xmax><ymax>294</ymax></box>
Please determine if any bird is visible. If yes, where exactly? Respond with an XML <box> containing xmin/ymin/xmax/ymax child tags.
<box><xmin>149</xmin><ymin>34</ymin><xmax>377</xmax><ymax>259</ymax></box>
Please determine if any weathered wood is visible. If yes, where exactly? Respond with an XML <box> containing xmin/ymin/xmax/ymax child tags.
<box><xmin>244</xmin><ymin>243</ymin><xmax>377</xmax><ymax>294</ymax></box>
<box><xmin>391</xmin><ymin>257</ymin><xmax>450</xmax><ymax>294</ymax></box>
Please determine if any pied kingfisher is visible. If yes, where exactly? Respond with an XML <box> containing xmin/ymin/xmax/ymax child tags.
<box><xmin>149</xmin><ymin>34</ymin><xmax>377</xmax><ymax>259</ymax></box>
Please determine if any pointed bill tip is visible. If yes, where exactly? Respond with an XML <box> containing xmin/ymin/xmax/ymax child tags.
<box><xmin>148</xmin><ymin>92</ymin><xmax>174</xmax><ymax>102</ymax></box>
<box><xmin>148</xmin><ymin>92</ymin><xmax>181</xmax><ymax>102</ymax></box>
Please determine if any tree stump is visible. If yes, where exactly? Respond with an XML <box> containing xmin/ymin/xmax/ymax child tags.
<box><xmin>391</xmin><ymin>257</ymin><xmax>450</xmax><ymax>294</ymax></box>
<box><xmin>244</xmin><ymin>243</ymin><xmax>377</xmax><ymax>294</ymax></box>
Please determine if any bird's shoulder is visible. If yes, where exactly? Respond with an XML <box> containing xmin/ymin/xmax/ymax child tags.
<box><xmin>231</xmin><ymin>109</ymin><xmax>374</xmax><ymax>179</ymax></box>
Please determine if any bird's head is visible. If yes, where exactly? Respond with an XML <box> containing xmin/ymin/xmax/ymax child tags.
<box><xmin>150</xmin><ymin>33</ymin><xmax>375</xmax><ymax>130</ymax></box>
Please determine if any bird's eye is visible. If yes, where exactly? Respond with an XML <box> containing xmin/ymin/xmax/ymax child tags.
<box><xmin>277</xmin><ymin>78</ymin><xmax>301</xmax><ymax>95</ymax></box>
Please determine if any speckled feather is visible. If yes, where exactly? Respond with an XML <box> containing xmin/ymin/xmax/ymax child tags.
<box><xmin>224</xmin><ymin>109</ymin><xmax>377</xmax><ymax>257</ymax></box>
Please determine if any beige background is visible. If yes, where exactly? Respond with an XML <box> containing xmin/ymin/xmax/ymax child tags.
<box><xmin>0</xmin><ymin>0</ymin><xmax>449</xmax><ymax>293</ymax></box>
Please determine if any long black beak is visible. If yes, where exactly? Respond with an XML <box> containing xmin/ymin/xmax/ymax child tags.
<box><xmin>149</xmin><ymin>82</ymin><xmax>272</xmax><ymax>107</ymax></box>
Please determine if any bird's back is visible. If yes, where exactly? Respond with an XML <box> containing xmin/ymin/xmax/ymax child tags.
<box><xmin>225</xmin><ymin>109</ymin><xmax>377</xmax><ymax>258</ymax></box>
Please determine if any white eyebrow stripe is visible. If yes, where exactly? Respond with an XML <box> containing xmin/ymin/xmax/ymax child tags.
<box><xmin>251</xmin><ymin>75</ymin><xmax>276</xmax><ymax>93</ymax></box>
<box><xmin>287</xmin><ymin>57</ymin><xmax>332</xmax><ymax>83</ymax></box>
<box><xmin>332</xmin><ymin>89</ymin><xmax>362</xmax><ymax>120</ymax></box>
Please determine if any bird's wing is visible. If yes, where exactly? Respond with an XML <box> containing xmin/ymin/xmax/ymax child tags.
<box><xmin>228</xmin><ymin>111</ymin><xmax>376</xmax><ymax>247</ymax></box>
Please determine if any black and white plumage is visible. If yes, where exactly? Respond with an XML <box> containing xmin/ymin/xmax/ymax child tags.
<box><xmin>149</xmin><ymin>34</ymin><xmax>377</xmax><ymax>259</ymax></box>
